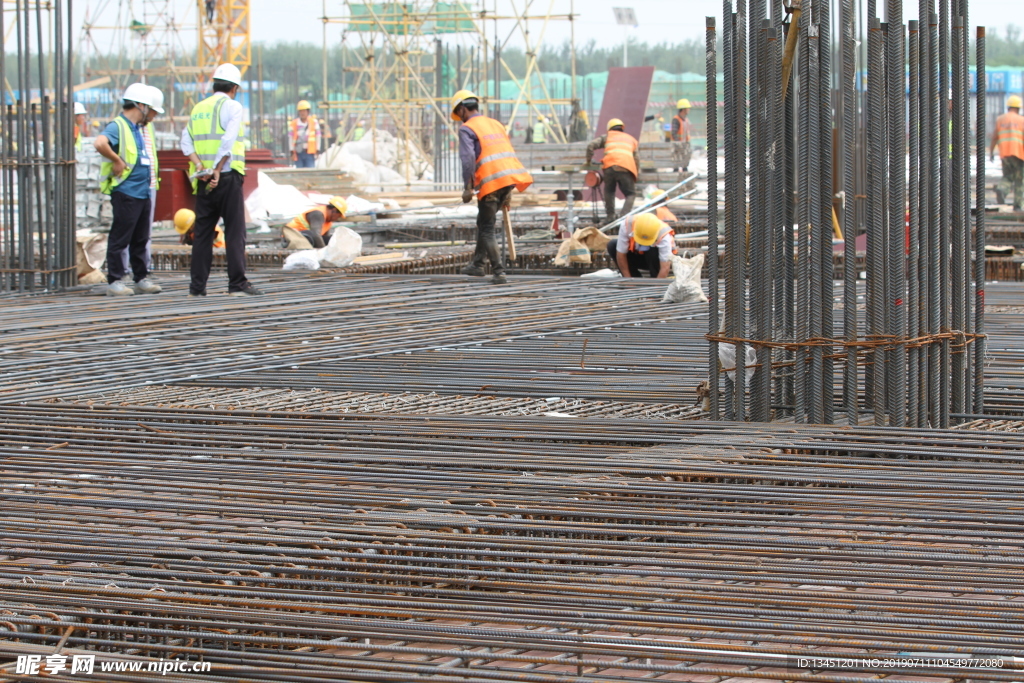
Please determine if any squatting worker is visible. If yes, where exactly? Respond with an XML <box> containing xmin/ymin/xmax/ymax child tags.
<box><xmin>181</xmin><ymin>62</ymin><xmax>262</xmax><ymax>297</ymax></box>
<box><xmin>94</xmin><ymin>83</ymin><xmax>162</xmax><ymax>297</ymax></box>
<box><xmin>991</xmin><ymin>94</ymin><xmax>1024</xmax><ymax>211</ymax></box>
<box><xmin>452</xmin><ymin>89</ymin><xmax>533</xmax><ymax>285</ymax></box>
<box><xmin>290</xmin><ymin>100</ymin><xmax>321</xmax><ymax>168</ymax></box>
<box><xmin>671</xmin><ymin>99</ymin><xmax>693</xmax><ymax>172</ymax></box>
<box><xmin>283</xmin><ymin>197</ymin><xmax>348</xmax><ymax>249</ymax></box>
<box><xmin>586</xmin><ymin>118</ymin><xmax>641</xmax><ymax>223</ymax></box>
<box><xmin>607</xmin><ymin>212</ymin><xmax>676</xmax><ymax>279</ymax></box>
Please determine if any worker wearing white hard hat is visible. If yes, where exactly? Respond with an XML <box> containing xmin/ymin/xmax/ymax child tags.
<box><xmin>93</xmin><ymin>83</ymin><xmax>162</xmax><ymax>296</ymax></box>
<box><xmin>118</xmin><ymin>84</ymin><xmax>165</xmax><ymax>280</ymax></box>
<box><xmin>671</xmin><ymin>98</ymin><xmax>693</xmax><ymax>172</ymax></box>
<box><xmin>290</xmin><ymin>100</ymin><xmax>321</xmax><ymax>167</ymax></box>
<box><xmin>73</xmin><ymin>102</ymin><xmax>87</xmax><ymax>151</ymax></box>
<box><xmin>181</xmin><ymin>63</ymin><xmax>261</xmax><ymax>296</ymax></box>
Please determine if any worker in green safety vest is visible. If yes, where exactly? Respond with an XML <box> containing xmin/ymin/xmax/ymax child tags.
<box><xmin>180</xmin><ymin>63</ymin><xmax>262</xmax><ymax>297</ymax></box>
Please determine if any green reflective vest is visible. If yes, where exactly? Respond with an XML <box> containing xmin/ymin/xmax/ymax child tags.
<box><xmin>187</xmin><ymin>93</ymin><xmax>245</xmax><ymax>193</ymax></box>
<box><xmin>99</xmin><ymin>116</ymin><xmax>138</xmax><ymax>195</ymax></box>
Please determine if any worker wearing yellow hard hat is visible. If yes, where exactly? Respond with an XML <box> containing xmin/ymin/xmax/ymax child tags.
<box><xmin>450</xmin><ymin>89</ymin><xmax>533</xmax><ymax>285</ymax></box>
<box><xmin>282</xmin><ymin>196</ymin><xmax>348</xmax><ymax>249</ymax></box>
<box><xmin>175</xmin><ymin>208</ymin><xmax>224</xmax><ymax>249</ymax></box>
<box><xmin>671</xmin><ymin>98</ymin><xmax>693</xmax><ymax>172</ymax></box>
<box><xmin>992</xmin><ymin>94</ymin><xmax>1024</xmax><ymax>210</ymax></box>
<box><xmin>585</xmin><ymin>117</ymin><xmax>641</xmax><ymax>223</ymax></box>
<box><xmin>607</xmin><ymin>212</ymin><xmax>676</xmax><ymax>279</ymax></box>
<box><xmin>290</xmin><ymin>99</ymin><xmax>321</xmax><ymax>168</ymax></box>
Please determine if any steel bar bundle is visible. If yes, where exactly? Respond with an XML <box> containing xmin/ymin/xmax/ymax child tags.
<box><xmin>0</xmin><ymin>0</ymin><xmax>76</xmax><ymax>293</ymax></box>
<box><xmin>708</xmin><ymin>0</ymin><xmax>986</xmax><ymax>425</ymax></box>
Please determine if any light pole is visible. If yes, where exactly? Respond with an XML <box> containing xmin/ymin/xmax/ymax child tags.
<box><xmin>612</xmin><ymin>8</ymin><xmax>638</xmax><ymax>68</ymax></box>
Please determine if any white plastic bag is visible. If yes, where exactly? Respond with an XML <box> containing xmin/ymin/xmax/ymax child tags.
<box><xmin>718</xmin><ymin>342</ymin><xmax>757</xmax><ymax>383</ymax></box>
<box><xmin>580</xmin><ymin>268</ymin><xmax>621</xmax><ymax>279</ymax></box>
<box><xmin>282</xmin><ymin>250</ymin><xmax>321</xmax><ymax>271</ymax></box>
<box><xmin>663</xmin><ymin>253</ymin><xmax>709</xmax><ymax>303</ymax></box>
<box><xmin>317</xmin><ymin>225</ymin><xmax>363</xmax><ymax>267</ymax></box>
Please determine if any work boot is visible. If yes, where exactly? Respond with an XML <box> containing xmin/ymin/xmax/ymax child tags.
<box><xmin>105</xmin><ymin>281</ymin><xmax>134</xmax><ymax>296</ymax></box>
<box><xmin>133</xmin><ymin>278</ymin><xmax>162</xmax><ymax>294</ymax></box>
<box><xmin>460</xmin><ymin>264</ymin><xmax>486</xmax><ymax>276</ymax></box>
<box><xmin>994</xmin><ymin>184</ymin><xmax>1006</xmax><ymax>204</ymax></box>
<box><xmin>228</xmin><ymin>283</ymin><xmax>264</xmax><ymax>297</ymax></box>
<box><xmin>491</xmin><ymin>272</ymin><xmax>508</xmax><ymax>285</ymax></box>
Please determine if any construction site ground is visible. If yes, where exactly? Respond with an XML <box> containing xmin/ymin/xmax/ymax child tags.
<box><xmin>2</xmin><ymin>272</ymin><xmax>1024</xmax><ymax>681</ymax></box>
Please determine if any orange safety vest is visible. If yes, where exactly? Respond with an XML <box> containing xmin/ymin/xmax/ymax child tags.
<box><xmin>672</xmin><ymin>115</ymin><xmax>691</xmax><ymax>142</ymax></box>
<box><xmin>463</xmin><ymin>115</ymin><xmax>533</xmax><ymax>198</ymax></box>
<box><xmin>626</xmin><ymin>217</ymin><xmax>677</xmax><ymax>254</ymax></box>
<box><xmin>287</xmin><ymin>206</ymin><xmax>332</xmax><ymax>236</ymax></box>
<box><xmin>601</xmin><ymin>129</ymin><xmax>639</xmax><ymax>178</ymax></box>
<box><xmin>996</xmin><ymin>112</ymin><xmax>1024</xmax><ymax>161</ymax></box>
<box><xmin>290</xmin><ymin>116</ymin><xmax>320</xmax><ymax>155</ymax></box>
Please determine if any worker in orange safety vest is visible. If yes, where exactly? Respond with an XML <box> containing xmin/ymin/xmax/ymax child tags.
<box><xmin>452</xmin><ymin>89</ymin><xmax>533</xmax><ymax>285</ymax></box>
<box><xmin>283</xmin><ymin>197</ymin><xmax>347</xmax><ymax>249</ymax></box>
<box><xmin>290</xmin><ymin>100</ymin><xmax>321</xmax><ymax>168</ymax></box>
<box><xmin>586</xmin><ymin>118</ymin><xmax>641</xmax><ymax>223</ymax></box>
<box><xmin>991</xmin><ymin>94</ymin><xmax>1024</xmax><ymax>210</ymax></box>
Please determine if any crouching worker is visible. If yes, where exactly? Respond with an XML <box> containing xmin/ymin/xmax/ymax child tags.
<box><xmin>175</xmin><ymin>208</ymin><xmax>224</xmax><ymax>249</ymax></box>
<box><xmin>282</xmin><ymin>196</ymin><xmax>348</xmax><ymax>249</ymax></box>
<box><xmin>607</xmin><ymin>212</ymin><xmax>675</xmax><ymax>278</ymax></box>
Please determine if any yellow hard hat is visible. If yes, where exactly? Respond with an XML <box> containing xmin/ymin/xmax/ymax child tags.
<box><xmin>677</xmin><ymin>98</ymin><xmax>691</xmax><ymax>109</ymax></box>
<box><xmin>607</xmin><ymin>118</ymin><xmax>624</xmax><ymax>131</ymax></box>
<box><xmin>631</xmin><ymin>213</ymin><xmax>665</xmax><ymax>246</ymax></box>
<box><xmin>1009</xmin><ymin>95</ymin><xmax>1023</xmax><ymax>109</ymax></box>
<box><xmin>173</xmin><ymin>208</ymin><xmax>196</xmax><ymax>235</ymax></box>
<box><xmin>328</xmin><ymin>196</ymin><xmax>347</xmax><ymax>216</ymax></box>
<box><xmin>297</xmin><ymin>100</ymin><xmax>312</xmax><ymax>111</ymax></box>
<box><xmin>450</xmin><ymin>89</ymin><xmax>478</xmax><ymax>120</ymax></box>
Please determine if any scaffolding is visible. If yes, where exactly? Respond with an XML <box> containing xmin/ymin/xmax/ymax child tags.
<box><xmin>321</xmin><ymin>0</ymin><xmax>577</xmax><ymax>187</ymax></box>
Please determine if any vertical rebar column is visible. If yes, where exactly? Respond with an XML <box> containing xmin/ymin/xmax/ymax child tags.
<box><xmin>938</xmin><ymin>0</ymin><xmax>951</xmax><ymax>428</ymax></box>
<box><xmin>907</xmin><ymin>20</ymin><xmax>921</xmax><ymax>428</ymax></box>
<box><xmin>723</xmin><ymin>2</ymin><xmax>736</xmax><ymax>420</ymax></box>
<box><xmin>842</xmin><ymin>0</ymin><xmax>858</xmax><ymax>425</ymax></box>
<box><xmin>927</xmin><ymin>10</ymin><xmax>941</xmax><ymax>426</ymax></box>
<box><xmin>807</xmin><ymin>16</ymin><xmax>824</xmax><ymax>424</ymax></box>
<box><xmin>973</xmin><ymin>26</ymin><xmax>986</xmax><ymax>414</ymax></box>
<box><xmin>818</xmin><ymin>0</ymin><xmax>834</xmax><ymax>424</ymax></box>
<box><xmin>794</xmin><ymin>1</ymin><xmax>811</xmax><ymax>422</ymax></box>
<box><xmin>867</xmin><ymin>17</ymin><xmax>886</xmax><ymax>425</ymax></box>
<box><xmin>751</xmin><ymin>17</ymin><xmax>771</xmax><ymax>422</ymax></box>
<box><xmin>960</xmin><ymin>0</ymin><xmax>972</xmax><ymax>412</ymax></box>
<box><xmin>888</xmin><ymin>19</ymin><xmax>907</xmax><ymax>427</ymax></box>
<box><xmin>917</xmin><ymin>0</ymin><xmax>931</xmax><ymax>428</ymax></box>
<box><xmin>707</xmin><ymin>17</ymin><xmax>721</xmax><ymax>420</ymax></box>
<box><xmin>734</xmin><ymin>0</ymin><xmax>748</xmax><ymax>421</ymax></box>
<box><xmin>770</xmin><ymin>24</ymin><xmax>785</xmax><ymax>418</ymax></box>
<box><xmin>783</xmin><ymin>18</ymin><xmax>797</xmax><ymax>417</ymax></box>
<box><xmin>950</xmin><ymin>16</ymin><xmax>965</xmax><ymax>422</ymax></box>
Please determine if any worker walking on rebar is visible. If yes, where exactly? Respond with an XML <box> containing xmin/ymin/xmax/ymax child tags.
<box><xmin>290</xmin><ymin>100</ymin><xmax>321</xmax><ymax>168</ymax></box>
<box><xmin>282</xmin><ymin>197</ymin><xmax>348</xmax><ymax>249</ymax></box>
<box><xmin>94</xmin><ymin>83</ymin><xmax>163</xmax><ymax>297</ymax></box>
<box><xmin>671</xmin><ymin>99</ymin><xmax>693</xmax><ymax>172</ymax></box>
<box><xmin>991</xmin><ymin>94</ymin><xmax>1024</xmax><ymax>211</ymax></box>
<box><xmin>586</xmin><ymin>118</ymin><xmax>641</xmax><ymax>223</ymax></box>
<box><xmin>181</xmin><ymin>63</ymin><xmax>262</xmax><ymax>297</ymax></box>
<box><xmin>452</xmin><ymin>90</ymin><xmax>533</xmax><ymax>285</ymax></box>
<box><xmin>607</xmin><ymin>212</ymin><xmax>675</xmax><ymax>279</ymax></box>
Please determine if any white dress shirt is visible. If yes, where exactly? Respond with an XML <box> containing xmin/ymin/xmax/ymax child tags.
<box><xmin>180</xmin><ymin>92</ymin><xmax>245</xmax><ymax>174</ymax></box>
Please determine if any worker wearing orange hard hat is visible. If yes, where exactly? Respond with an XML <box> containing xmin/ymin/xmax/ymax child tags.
<box><xmin>585</xmin><ymin>118</ymin><xmax>641</xmax><ymax>223</ymax></box>
<box><xmin>671</xmin><ymin>98</ymin><xmax>693</xmax><ymax>172</ymax></box>
<box><xmin>290</xmin><ymin>99</ymin><xmax>321</xmax><ymax>168</ymax></box>
<box><xmin>451</xmin><ymin>89</ymin><xmax>533</xmax><ymax>285</ymax></box>
<box><xmin>283</xmin><ymin>197</ymin><xmax>347</xmax><ymax>249</ymax></box>
<box><xmin>607</xmin><ymin>212</ymin><xmax>676</xmax><ymax>279</ymax></box>
<box><xmin>991</xmin><ymin>94</ymin><xmax>1024</xmax><ymax>210</ymax></box>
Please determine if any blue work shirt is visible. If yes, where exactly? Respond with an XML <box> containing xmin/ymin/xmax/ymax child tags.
<box><xmin>101</xmin><ymin>114</ymin><xmax>151</xmax><ymax>199</ymax></box>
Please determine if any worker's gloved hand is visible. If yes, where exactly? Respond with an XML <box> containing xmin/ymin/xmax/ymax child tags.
<box><xmin>461</xmin><ymin>188</ymin><xmax>474</xmax><ymax>204</ymax></box>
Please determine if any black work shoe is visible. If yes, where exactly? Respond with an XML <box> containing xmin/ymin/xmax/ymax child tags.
<box><xmin>187</xmin><ymin>291</ymin><xmax>207</xmax><ymax>298</ymax></box>
<box><xmin>491</xmin><ymin>273</ymin><xmax>508</xmax><ymax>285</ymax></box>
<box><xmin>460</xmin><ymin>265</ymin><xmax>486</xmax><ymax>276</ymax></box>
<box><xmin>229</xmin><ymin>284</ymin><xmax>264</xmax><ymax>297</ymax></box>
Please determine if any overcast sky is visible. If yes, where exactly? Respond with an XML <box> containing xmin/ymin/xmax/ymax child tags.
<box><xmin>76</xmin><ymin>0</ymin><xmax>1020</xmax><ymax>59</ymax></box>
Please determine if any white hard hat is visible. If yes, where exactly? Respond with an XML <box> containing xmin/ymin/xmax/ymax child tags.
<box><xmin>122</xmin><ymin>82</ymin><xmax>156</xmax><ymax>108</ymax></box>
<box><xmin>146</xmin><ymin>85</ymin><xmax>165</xmax><ymax>114</ymax></box>
<box><xmin>74</xmin><ymin>102</ymin><xmax>87</xmax><ymax>116</ymax></box>
<box><xmin>212</xmin><ymin>63</ymin><xmax>242</xmax><ymax>86</ymax></box>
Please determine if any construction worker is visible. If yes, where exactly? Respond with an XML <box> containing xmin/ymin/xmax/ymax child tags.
<box><xmin>607</xmin><ymin>212</ymin><xmax>675</xmax><ymax>279</ymax></box>
<box><xmin>94</xmin><ymin>82</ymin><xmax>162</xmax><ymax>296</ymax></box>
<box><xmin>283</xmin><ymin>197</ymin><xmax>347</xmax><ymax>249</ymax></box>
<box><xmin>671</xmin><ymin>99</ymin><xmax>693</xmax><ymax>172</ymax></box>
<box><xmin>260</xmin><ymin>118</ymin><xmax>274</xmax><ymax>150</ymax></box>
<box><xmin>290</xmin><ymin>100</ymin><xmax>321</xmax><ymax>168</ymax></box>
<box><xmin>74</xmin><ymin>102</ymin><xmax>87</xmax><ymax>151</ymax></box>
<box><xmin>532</xmin><ymin>115</ymin><xmax>549</xmax><ymax>144</ymax></box>
<box><xmin>452</xmin><ymin>90</ymin><xmax>533</xmax><ymax>285</ymax></box>
<box><xmin>991</xmin><ymin>94</ymin><xmax>1024</xmax><ymax>210</ymax></box>
<box><xmin>174</xmin><ymin>208</ymin><xmax>224</xmax><ymax>249</ymax></box>
<box><xmin>120</xmin><ymin>84</ymin><xmax>163</xmax><ymax>279</ymax></box>
<box><xmin>181</xmin><ymin>62</ymin><xmax>262</xmax><ymax>297</ymax></box>
<box><xmin>334</xmin><ymin>120</ymin><xmax>346</xmax><ymax>144</ymax></box>
<box><xmin>586</xmin><ymin>118</ymin><xmax>641</xmax><ymax>223</ymax></box>
<box><xmin>353</xmin><ymin>120</ymin><xmax>366</xmax><ymax>141</ymax></box>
